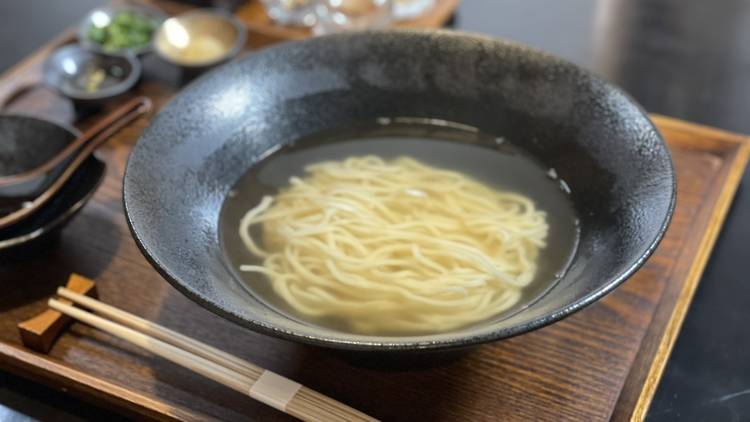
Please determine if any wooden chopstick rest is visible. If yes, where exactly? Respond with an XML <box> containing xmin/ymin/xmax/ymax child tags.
<box><xmin>17</xmin><ymin>274</ymin><xmax>97</xmax><ymax>353</ymax></box>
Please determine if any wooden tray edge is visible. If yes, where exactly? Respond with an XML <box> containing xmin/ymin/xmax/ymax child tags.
<box><xmin>0</xmin><ymin>343</ymin><xmax>206</xmax><ymax>421</ymax></box>
<box><xmin>0</xmin><ymin>30</ymin><xmax>74</xmax><ymax>106</ymax></box>
<box><xmin>652</xmin><ymin>114</ymin><xmax>750</xmax><ymax>150</ymax></box>
<box><xmin>628</xmin><ymin>115</ymin><xmax>750</xmax><ymax>421</ymax></box>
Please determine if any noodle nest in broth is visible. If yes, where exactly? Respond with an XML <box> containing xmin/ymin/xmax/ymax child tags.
<box><xmin>238</xmin><ymin>155</ymin><xmax>549</xmax><ymax>334</ymax></box>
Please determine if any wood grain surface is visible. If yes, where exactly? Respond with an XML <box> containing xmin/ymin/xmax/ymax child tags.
<box><xmin>615</xmin><ymin>116</ymin><xmax>750</xmax><ymax>422</ymax></box>
<box><xmin>0</xmin><ymin>20</ymin><xmax>748</xmax><ymax>422</ymax></box>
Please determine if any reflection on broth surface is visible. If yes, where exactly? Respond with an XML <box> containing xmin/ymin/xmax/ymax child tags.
<box><xmin>220</xmin><ymin>120</ymin><xmax>579</xmax><ymax>336</ymax></box>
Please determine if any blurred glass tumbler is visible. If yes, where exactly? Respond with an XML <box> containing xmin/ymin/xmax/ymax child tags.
<box><xmin>393</xmin><ymin>0</ymin><xmax>435</xmax><ymax>20</ymax></box>
<box><xmin>261</xmin><ymin>0</ymin><xmax>317</xmax><ymax>26</ymax></box>
<box><xmin>314</xmin><ymin>0</ymin><xmax>393</xmax><ymax>34</ymax></box>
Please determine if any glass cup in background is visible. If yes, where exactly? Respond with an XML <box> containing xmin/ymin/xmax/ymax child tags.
<box><xmin>393</xmin><ymin>0</ymin><xmax>435</xmax><ymax>20</ymax></box>
<box><xmin>261</xmin><ymin>0</ymin><xmax>317</xmax><ymax>26</ymax></box>
<box><xmin>313</xmin><ymin>0</ymin><xmax>393</xmax><ymax>35</ymax></box>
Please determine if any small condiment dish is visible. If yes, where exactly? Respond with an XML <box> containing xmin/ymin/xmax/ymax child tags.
<box><xmin>43</xmin><ymin>44</ymin><xmax>141</xmax><ymax>104</ymax></box>
<box><xmin>78</xmin><ymin>4</ymin><xmax>166</xmax><ymax>56</ymax></box>
<box><xmin>153</xmin><ymin>9</ymin><xmax>247</xmax><ymax>69</ymax></box>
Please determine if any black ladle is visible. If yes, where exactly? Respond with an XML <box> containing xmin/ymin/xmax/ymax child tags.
<box><xmin>0</xmin><ymin>96</ymin><xmax>151</xmax><ymax>229</ymax></box>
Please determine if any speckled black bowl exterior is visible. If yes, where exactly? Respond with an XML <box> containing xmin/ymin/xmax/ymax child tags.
<box><xmin>124</xmin><ymin>30</ymin><xmax>676</xmax><ymax>351</ymax></box>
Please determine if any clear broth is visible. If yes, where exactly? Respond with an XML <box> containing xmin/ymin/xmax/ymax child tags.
<box><xmin>220</xmin><ymin>119</ymin><xmax>580</xmax><ymax>336</ymax></box>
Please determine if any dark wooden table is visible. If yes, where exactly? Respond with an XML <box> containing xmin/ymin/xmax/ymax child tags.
<box><xmin>1</xmin><ymin>1</ymin><xmax>749</xmax><ymax>421</ymax></box>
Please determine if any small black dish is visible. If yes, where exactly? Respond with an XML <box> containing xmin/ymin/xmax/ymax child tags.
<box><xmin>0</xmin><ymin>115</ymin><xmax>105</xmax><ymax>259</ymax></box>
<box><xmin>43</xmin><ymin>44</ymin><xmax>141</xmax><ymax>108</ymax></box>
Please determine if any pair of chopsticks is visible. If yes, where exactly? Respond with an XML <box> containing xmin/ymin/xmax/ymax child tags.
<box><xmin>49</xmin><ymin>288</ymin><xmax>377</xmax><ymax>422</ymax></box>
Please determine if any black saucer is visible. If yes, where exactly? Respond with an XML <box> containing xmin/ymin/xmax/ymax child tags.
<box><xmin>0</xmin><ymin>114</ymin><xmax>105</xmax><ymax>260</ymax></box>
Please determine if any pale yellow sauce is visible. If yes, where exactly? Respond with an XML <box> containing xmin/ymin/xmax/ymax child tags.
<box><xmin>161</xmin><ymin>35</ymin><xmax>227</xmax><ymax>65</ymax></box>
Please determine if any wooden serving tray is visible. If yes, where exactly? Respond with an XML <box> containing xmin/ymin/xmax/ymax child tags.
<box><xmin>0</xmin><ymin>32</ymin><xmax>748</xmax><ymax>422</ymax></box>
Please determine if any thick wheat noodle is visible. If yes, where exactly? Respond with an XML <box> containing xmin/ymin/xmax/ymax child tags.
<box><xmin>238</xmin><ymin>156</ymin><xmax>549</xmax><ymax>334</ymax></box>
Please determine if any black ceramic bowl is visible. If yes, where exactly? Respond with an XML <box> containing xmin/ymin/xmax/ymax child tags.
<box><xmin>124</xmin><ymin>30</ymin><xmax>676</xmax><ymax>352</ymax></box>
<box><xmin>0</xmin><ymin>115</ymin><xmax>105</xmax><ymax>259</ymax></box>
